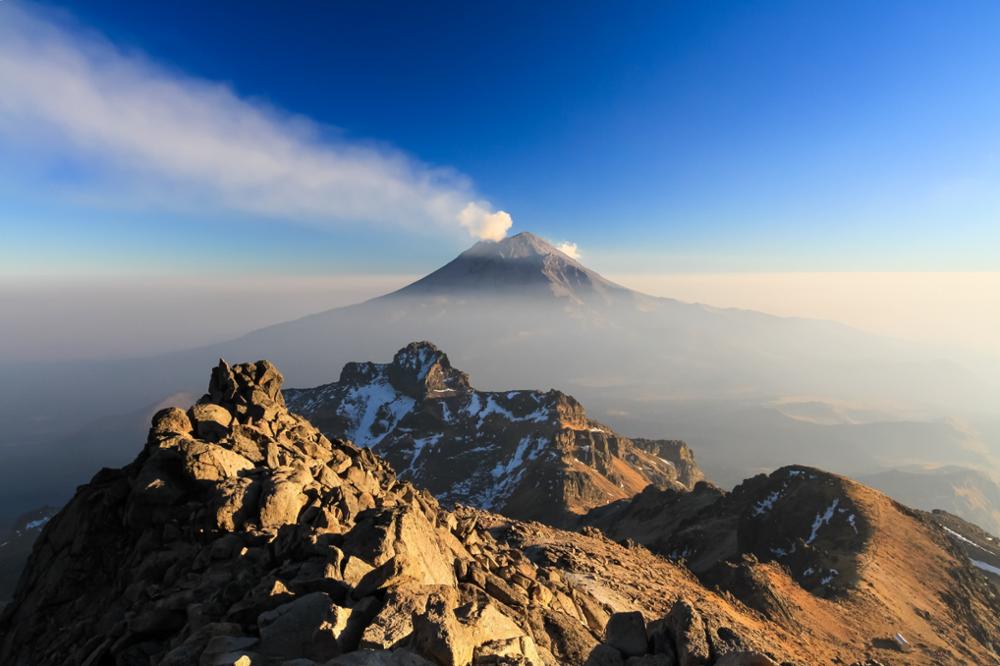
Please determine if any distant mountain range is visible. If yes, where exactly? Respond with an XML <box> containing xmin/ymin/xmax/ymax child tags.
<box><xmin>859</xmin><ymin>465</ymin><xmax>1000</xmax><ymax>535</ymax></box>
<box><xmin>0</xmin><ymin>232</ymin><xmax>996</xmax><ymax>528</ymax></box>
<box><xmin>285</xmin><ymin>341</ymin><xmax>702</xmax><ymax>526</ymax></box>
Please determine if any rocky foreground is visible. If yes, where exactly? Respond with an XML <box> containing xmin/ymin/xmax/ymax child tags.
<box><xmin>1</xmin><ymin>359</ymin><xmax>999</xmax><ymax>665</ymax></box>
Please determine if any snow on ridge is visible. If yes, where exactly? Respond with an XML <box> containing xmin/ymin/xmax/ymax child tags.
<box><xmin>491</xmin><ymin>434</ymin><xmax>544</xmax><ymax>479</ymax></box>
<box><xmin>971</xmin><ymin>559</ymin><xmax>1000</xmax><ymax>576</ymax></box>
<box><xmin>807</xmin><ymin>498</ymin><xmax>840</xmax><ymax>544</ymax></box>
<box><xmin>396</xmin><ymin>345</ymin><xmax>439</xmax><ymax>381</ymax></box>
<box><xmin>475</xmin><ymin>394</ymin><xmax>550</xmax><ymax>428</ymax></box>
<box><xmin>943</xmin><ymin>526</ymin><xmax>996</xmax><ymax>555</ymax></box>
<box><xmin>24</xmin><ymin>517</ymin><xmax>50</xmax><ymax>531</ymax></box>
<box><xmin>338</xmin><ymin>377</ymin><xmax>415</xmax><ymax>447</ymax></box>
<box><xmin>404</xmin><ymin>433</ymin><xmax>443</xmax><ymax>475</ymax></box>
<box><xmin>752</xmin><ymin>488</ymin><xmax>784</xmax><ymax>516</ymax></box>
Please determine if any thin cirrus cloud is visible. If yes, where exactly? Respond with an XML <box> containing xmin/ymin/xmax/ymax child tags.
<box><xmin>0</xmin><ymin>4</ymin><xmax>512</xmax><ymax>241</ymax></box>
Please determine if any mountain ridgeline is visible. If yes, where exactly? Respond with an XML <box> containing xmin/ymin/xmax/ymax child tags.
<box><xmin>4</xmin><ymin>358</ymin><xmax>1000</xmax><ymax>665</ymax></box>
<box><xmin>2</xmin><ymin>231</ymin><xmax>996</xmax><ymax>531</ymax></box>
<box><xmin>285</xmin><ymin>342</ymin><xmax>702</xmax><ymax>526</ymax></box>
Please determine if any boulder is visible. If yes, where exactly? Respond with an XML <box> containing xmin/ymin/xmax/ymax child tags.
<box><xmin>183</xmin><ymin>441</ymin><xmax>254</xmax><ymax>482</ymax></box>
<box><xmin>665</xmin><ymin>600</ymin><xmax>709</xmax><ymax>666</ymax></box>
<box><xmin>583</xmin><ymin>644</ymin><xmax>626</xmax><ymax>666</ymax></box>
<box><xmin>604</xmin><ymin>612</ymin><xmax>648</xmax><ymax>658</ymax></box>
<box><xmin>411</xmin><ymin>600</ymin><xmax>472</xmax><ymax>666</ymax></box>
<box><xmin>257</xmin><ymin>591</ymin><xmax>347</xmax><ymax>661</ymax></box>
<box><xmin>259</xmin><ymin>475</ymin><xmax>309</xmax><ymax>529</ymax></box>
<box><xmin>152</xmin><ymin>407</ymin><xmax>193</xmax><ymax>436</ymax></box>
<box><xmin>190</xmin><ymin>403</ymin><xmax>235</xmax><ymax>441</ymax></box>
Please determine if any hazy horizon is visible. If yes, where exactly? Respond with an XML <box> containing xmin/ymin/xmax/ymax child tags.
<box><xmin>3</xmin><ymin>269</ymin><xmax>997</xmax><ymax>364</ymax></box>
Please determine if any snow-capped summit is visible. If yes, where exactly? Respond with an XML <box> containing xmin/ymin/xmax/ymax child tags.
<box><xmin>389</xmin><ymin>231</ymin><xmax>632</xmax><ymax>304</ymax></box>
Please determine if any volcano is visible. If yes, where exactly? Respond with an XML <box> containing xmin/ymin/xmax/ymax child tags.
<box><xmin>0</xmin><ymin>232</ymin><xmax>995</xmax><ymax>528</ymax></box>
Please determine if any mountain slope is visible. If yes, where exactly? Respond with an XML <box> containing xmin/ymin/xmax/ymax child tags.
<box><xmin>4</xmin><ymin>358</ymin><xmax>999</xmax><ymax>665</ymax></box>
<box><xmin>582</xmin><ymin>466</ymin><xmax>1000</xmax><ymax>662</ymax></box>
<box><xmin>1</xmin><ymin>231</ymin><xmax>995</xmax><ymax>526</ymax></box>
<box><xmin>930</xmin><ymin>510</ymin><xmax>1000</xmax><ymax>590</ymax></box>
<box><xmin>0</xmin><ymin>359</ymin><xmax>819</xmax><ymax>666</ymax></box>
<box><xmin>284</xmin><ymin>341</ymin><xmax>703</xmax><ymax>525</ymax></box>
<box><xmin>389</xmin><ymin>232</ymin><xmax>632</xmax><ymax>305</ymax></box>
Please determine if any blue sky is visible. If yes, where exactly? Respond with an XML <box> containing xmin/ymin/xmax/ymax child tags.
<box><xmin>2</xmin><ymin>0</ymin><xmax>999</xmax><ymax>277</ymax></box>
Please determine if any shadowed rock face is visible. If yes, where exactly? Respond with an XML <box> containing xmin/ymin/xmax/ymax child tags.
<box><xmin>284</xmin><ymin>342</ymin><xmax>703</xmax><ymax>526</ymax></box>
<box><xmin>0</xmin><ymin>359</ymin><xmax>785</xmax><ymax>666</ymax></box>
<box><xmin>0</xmin><ymin>506</ymin><xmax>57</xmax><ymax>605</ymax></box>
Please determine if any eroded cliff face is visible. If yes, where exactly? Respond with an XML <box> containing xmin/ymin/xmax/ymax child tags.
<box><xmin>284</xmin><ymin>342</ymin><xmax>703</xmax><ymax>526</ymax></box>
<box><xmin>0</xmin><ymin>359</ymin><xmax>782</xmax><ymax>666</ymax></box>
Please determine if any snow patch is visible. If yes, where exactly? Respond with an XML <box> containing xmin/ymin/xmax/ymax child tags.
<box><xmin>752</xmin><ymin>488</ymin><xmax>784</xmax><ymax>516</ymax></box>
<box><xmin>971</xmin><ymin>559</ymin><xmax>1000</xmax><ymax>576</ymax></box>
<box><xmin>806</xmin><ymin>498</ymin><xmax>840</xmax><ymax>544</ymax></box>
<box><xmin>24</xmin><ymin>517</ymin><xmax>51</xmax><ymax>530</ymax></box>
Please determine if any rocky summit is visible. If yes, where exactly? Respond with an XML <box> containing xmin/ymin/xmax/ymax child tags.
<box><xmin>2</xmin><ymin>358</ymin><xmax>1000</xmax><ymax>665</ymax></box>
<box><xmin>1</xmin><ymin>358</ymin><xmax>787</xmax><ymax>666</ymax></box>
<box><xmin>284</xmin><ymin>342</ymin><xmax>702</xmax><ymax>526</ymax></box>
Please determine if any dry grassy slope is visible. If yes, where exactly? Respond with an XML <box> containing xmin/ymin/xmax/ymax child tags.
<box><xmin>583</xmin><ymin>466</ymin><xmax>1000</xmax><ymax>664</ymax></box>
<box><xmin>752</xmin><ymin>480</ymin><xmax>1000</xmax><ymax>665</ymax></box>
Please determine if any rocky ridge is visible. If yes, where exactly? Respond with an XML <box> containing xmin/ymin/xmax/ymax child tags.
<box><xmin>285</xmin><ymin>342</ymin><xmax>702</xmax><ymax>525</ymax></box>
<box><xmin>931</xmin><ymin>510</ymin><xmax>1000</xmax><ymax>590</ymax></box>
<box><xmin>0</xmin><ymin>359</ymin><xmax>782</xmax><ymax>666</ymax></box>
<box><xmin>583</xmin><ymin>466</ymin><xmax>1000</xmax><ymax>663</ymax></box>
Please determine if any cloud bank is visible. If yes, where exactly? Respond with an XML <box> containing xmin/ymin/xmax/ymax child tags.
<box><xmin>0</xmin><ymin>5</ymin><xmax>511</xmax><ymax>240</ymax></box>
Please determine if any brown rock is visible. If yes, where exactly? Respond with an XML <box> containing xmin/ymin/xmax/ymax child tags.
<box><xmin>604</xmin><ymin>612</ymin><xmax>648</xmax><ymax>658</ymax></box>
<box><xmin>190</xmin><ymin>403</ymin><xmax>235</xmax><ymax>441</ymax></box>
<box><xmin>583</xmin><ymin>644</ymin><xmax>626</xmax><ymax>666</ymax></box>
<box><xmin>665</xmin><ymin>600</ymin><xmax>709</xmax><ymax>666</ymax></box>
<box><xmin>183</xmin><ymin>441</ymin><xmax>254</xmax><ymax>482</ymax></box>
<box><xmin>257</xmin><ymin>591</ymin><xmax>345</xmax><ymax>661</ymax></box>
<box><xmin>152</xmin><ymin>407</ymin><xmax>193</xmax><ymax>436</ymax></box>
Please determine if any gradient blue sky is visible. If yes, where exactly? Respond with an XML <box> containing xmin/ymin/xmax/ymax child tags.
<box><xmin>2</xmin><ymin>0</ymin><xmax>1000</xmax><ymax>277</ymax></box>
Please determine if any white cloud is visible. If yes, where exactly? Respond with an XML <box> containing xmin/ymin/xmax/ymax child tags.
<box><xmin>458</xmin><ymin>203</ymin><xmax>513</xmax><ymax>242</ymax></box>
<box><xmin>556</xmin><ymin>241</ymin><xmax>581</xmax><ymax>259</ymax></box>
<box><xmin>0</xmin><ymin>4</ymin><xmax>511</xmax><ymax>240</ymax></box>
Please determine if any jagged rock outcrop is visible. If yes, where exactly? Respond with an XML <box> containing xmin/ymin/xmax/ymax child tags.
<box><xmin>284</xmin><ymin>342</ymin><xmax>703</xmax><ymax>526</ymax></box>
<box><xmin>0</xmin><ymin>359</ymin><xmax>782</xmax><ymax>666</ymax></box>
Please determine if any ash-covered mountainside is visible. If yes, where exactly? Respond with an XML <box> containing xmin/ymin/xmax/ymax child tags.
<box><xmin>284</xmin><ymin>342</ymin><xmax>702</xmax><ymax>525</ymax></box>
<box><xmin>387</xmin><ymin>232</ymin><xmax>634</xmax><ymax>305</ymax></box>
<box><xmin>1</xmin><ymin>359</ymin><xmax>811</xmax><ymax>666</ymax></box>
